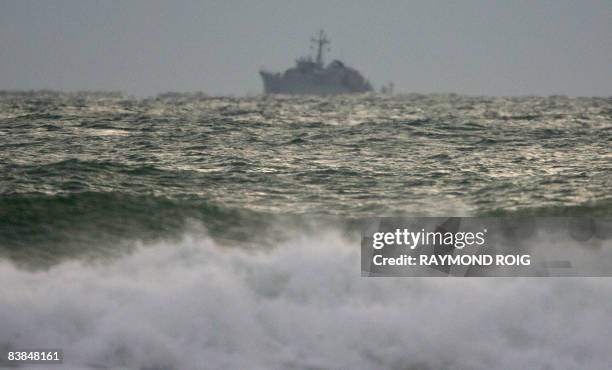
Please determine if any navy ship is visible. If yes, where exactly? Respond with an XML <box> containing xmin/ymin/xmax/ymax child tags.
<box><xmin>259</xmin><ymin>30</ymin><xmax>373</xmax><ymax>95</ymax></box>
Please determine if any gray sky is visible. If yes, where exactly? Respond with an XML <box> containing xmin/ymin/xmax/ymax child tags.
<box><xmin>1</xmin><ymin>0</ymin><xmax>610</xmax><ymax>97</ymax></box>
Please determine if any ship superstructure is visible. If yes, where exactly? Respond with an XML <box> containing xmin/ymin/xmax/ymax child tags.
<box><xmin>259</xmin><ymin>30</ymin><xmax>373</xmax><ymax>95</ymax></box>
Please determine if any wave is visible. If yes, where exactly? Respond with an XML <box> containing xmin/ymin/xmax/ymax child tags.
<box><xmin>0</xmin><ymin>230</ymin><xmax>611</xmax><ymax>369</ymax></box>
<box><xmin>1</xmin><ymin>191</ymin><xmax>612</xmax><ymax>368</ymax></box>
<box><xmin>480</xmin><ymin>199</ymin><xmax>612</xmax><ymax>217</ymax></box>
<box><xmin>2</xmin><ymin>191</ymin><xmax>611</xmax><ymax>266</ymax></box>
<box><xmin>0</xmin><ymin>192</ymin><xmax>297</xmax><ymax>266</ymax></box>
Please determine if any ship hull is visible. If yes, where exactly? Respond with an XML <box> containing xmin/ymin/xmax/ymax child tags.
<box><xmin>260</xmin><ymin>69</ymin><xmax>372</xmax><ymax>95</ymax></box>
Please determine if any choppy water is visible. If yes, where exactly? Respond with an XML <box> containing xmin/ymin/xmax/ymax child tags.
<box><xmin>2</xmin><ymin>92</ymin><xmax>611</xmax><ymax>214</ymax></box>
<box><xmin>1</xmin><ymin>91</ymin><xmax>611</xmax><ymax>369</ymax></box>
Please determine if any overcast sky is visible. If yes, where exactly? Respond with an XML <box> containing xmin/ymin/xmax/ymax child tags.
<box><xmin>1</xmin><ymin>0</ymin><xmax>610</xmax><ymax>97</ymax></box>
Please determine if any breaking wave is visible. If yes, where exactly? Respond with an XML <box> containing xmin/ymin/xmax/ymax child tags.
<box><xmin>1</xmin><ymin>228</ymin><xmax>611</xmax><ymax>370</ymax></box>
<box><xmin>1</xmin><ymin>192</ymin><xmax>611</xmax><ymax>369</ymax></box>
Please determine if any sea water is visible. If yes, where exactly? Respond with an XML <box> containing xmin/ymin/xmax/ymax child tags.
<box><xmin>1</xmin><ymin>91</ymin><xmax>611</xmax><ymax>369</ymax></box>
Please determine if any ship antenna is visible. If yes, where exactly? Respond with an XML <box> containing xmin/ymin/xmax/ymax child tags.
<box><xmin>311</xmin><ymin>29</ymin><xmax>330</xmax><ymax>67</ymax></box>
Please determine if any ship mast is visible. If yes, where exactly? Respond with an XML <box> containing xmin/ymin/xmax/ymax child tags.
<box><xmin>311</xmin><ymin>29</ymin><xmax>330</xmax><ymax>67</ymax></box>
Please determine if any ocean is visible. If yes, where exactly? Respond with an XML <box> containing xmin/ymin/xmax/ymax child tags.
<box><xmin>1</xmin><ymin>91</ymin><xmax>611</xmax><ymax>369</ymax></box>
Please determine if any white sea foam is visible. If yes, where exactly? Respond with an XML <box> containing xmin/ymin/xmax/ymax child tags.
<box><xmin>1</xmin><ymin>230</ymin><xmax>611</xmax><ymax>370</ymax></box>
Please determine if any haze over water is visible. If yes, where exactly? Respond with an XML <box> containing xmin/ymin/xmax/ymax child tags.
<box><xmin>2</xmin><ymin>1</ymin><xmax>611</xmax><ymax>96</ymax></box>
